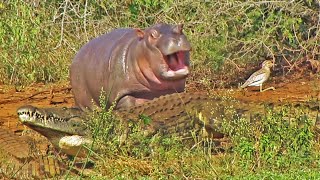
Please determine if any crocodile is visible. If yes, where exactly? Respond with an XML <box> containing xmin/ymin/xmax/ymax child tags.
<box><xmin>1</xmin><ymin>92</ymin><xmax>318</xmax><ymax>179</ymax></box>
<box><xmin>17</xmin><ymin>92</ymin><xmax>320</xmax><ymax>156</ymax></box>
<box><xmin>15</xmin><ymin>92</ymin><xmax>255</xmax><ymax>157</ymax></box>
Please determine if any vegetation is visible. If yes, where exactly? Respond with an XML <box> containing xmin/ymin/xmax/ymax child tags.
<box><xmin>84</xmin><ymin>103</ymin><xmax>320</xmax><ymax>179</ymax></box>
<box><xmin>0</xmin><ymin>0</ymin><xmax>319</xmax><ymax>179</ymax></box>
<box><xmin>0</xmin><ymin>0</ymin><xmax>319</xmax><ymax>85</ymax></box>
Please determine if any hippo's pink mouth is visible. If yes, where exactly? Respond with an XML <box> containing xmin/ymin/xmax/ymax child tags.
<box><xmin>161</xmin><ymin>51</ymin><xmax>189</xmax><ymax>80</ymax></box>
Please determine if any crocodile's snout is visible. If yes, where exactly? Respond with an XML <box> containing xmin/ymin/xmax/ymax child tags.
<box><xmin>17</xmin><ymin>105</ymin><xmax>37</xmax><ymax>122</ymax></box>
<box><xmin>17</xmin><ymin>105</ymin><xmax>47</xmax><ymax>123</ymax></box>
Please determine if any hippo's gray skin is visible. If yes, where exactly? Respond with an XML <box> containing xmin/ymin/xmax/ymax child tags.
<box><xmin>70</xmin><ymin>23</ymin><xmax>191</xmax><ymax>110</ymax></box>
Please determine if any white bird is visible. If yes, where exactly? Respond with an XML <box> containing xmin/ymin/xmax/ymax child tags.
<box><xmin>241</xmin><ymin>60</ymin><xmax>275</xmax><ymax>92</ymax></box>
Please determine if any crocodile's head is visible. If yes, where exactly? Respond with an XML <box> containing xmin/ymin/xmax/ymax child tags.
<box><xmin>17</xmin><ymin>105</ymin><xmax>92</xmax><ymax>157</ymax></box>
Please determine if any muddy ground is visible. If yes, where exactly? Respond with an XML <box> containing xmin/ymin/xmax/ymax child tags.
<box><xmin>0</xmin><ymin>74</ymin><xmax>319</xmax><ymax>135</ymax></box>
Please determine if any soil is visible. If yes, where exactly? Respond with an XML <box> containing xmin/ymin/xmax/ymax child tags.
<box><xmin>1</xmin><ymin>75</ymin><xmax>319</xmax><ymax>133</ymax></box>
<box><xmin>0</xmin><ymin>82</ymin><xmax>74</xmax><ymax>133</ymax></box>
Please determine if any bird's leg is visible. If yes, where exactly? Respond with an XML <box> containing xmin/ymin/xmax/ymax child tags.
<box><xmin>261</xmin><ymin>86</ymin><xmax>276</xmax><ymax>92</ymax></box>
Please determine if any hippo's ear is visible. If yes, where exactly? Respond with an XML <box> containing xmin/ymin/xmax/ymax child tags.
<box><xmin>173</xmin><ymin>24</ymin><xmax>184</xmax><ymax>34</ymax></box>
<box><xmin>134</xmin><ymin>29</ymin><xmax>145</xmax><ymax>39</ymax></box>
<box><xmin>150</xmin><ymin>29</ymin><xmax>160</xmax><ymax>39</ymax></box>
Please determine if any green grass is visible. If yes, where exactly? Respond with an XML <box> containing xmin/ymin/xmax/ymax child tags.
<box><xmin>81</xmin><ymin>101</ymin><xmax>320</xmax><ymax>179</ymax></box>
<box><xmin>1</xmin><ymin>0</ymin><xmax>319</xmax><ymax>178</ymax></box>
<box><xmin>0</xmin><ymin>0</ymin><xmax>319</xmax><ymax>86</ymax></box>
<box><xmin>224</xmin><ymin>169</ymin><xmax>320</xmax><ymax>179</ymax></box>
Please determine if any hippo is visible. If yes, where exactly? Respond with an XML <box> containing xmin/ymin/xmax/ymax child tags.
<box><xmin>70</xmin><ymin>23</ymin><xmax>191</xmax><ymax>110</ymax></box>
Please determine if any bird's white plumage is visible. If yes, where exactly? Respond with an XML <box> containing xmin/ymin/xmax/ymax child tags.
<box><xmin>240</xmin><ymin>60</ymin><xmax>274</xmax><ymax>92</ymax></box>
<box><xmin>246</xmin><ymin>73</ymin><xmax>267</xmax><ymax>86</ymax></box>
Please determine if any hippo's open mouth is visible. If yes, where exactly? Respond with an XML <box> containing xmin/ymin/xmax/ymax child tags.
<box><xmin>161</xmin><ymin>51</ymin><xmax>189</xmax><ymax>80</ymax></box>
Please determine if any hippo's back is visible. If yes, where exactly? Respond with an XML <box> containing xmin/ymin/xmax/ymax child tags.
<box><xmin>70</xmin><ymin>29</ymin><xmax>134</xmax><ymax>110</ymax></box>
<box><xmin>73</xmin><ymin>29</ymin><xmax>132</xmax><ymax>65</ymax></box>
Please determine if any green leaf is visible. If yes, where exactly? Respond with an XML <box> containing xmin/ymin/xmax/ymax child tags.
<box><xmin>139</xmin><ymin>114</ymin><xmax>152</xmax><ymax>125</ymax></box>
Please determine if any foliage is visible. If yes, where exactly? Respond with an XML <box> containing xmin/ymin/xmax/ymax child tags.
<box><xmin>0</xmin><ymin>0</ymin><xmax>319</xmax><ymax>85</ymax></box>
<box><xmin>85</xmin><ymin>102</ymin><xmax>320</xmax><ymax>179</ymax></box>
<box><xmin>220</xmin><ymin>105</ymin><xmax>319</xmax><ymax>178</ymax></box>
<box><xmin>1</xmin><ymin>1</ymin><xmax>320</xmax><ymax>178</ymax></box>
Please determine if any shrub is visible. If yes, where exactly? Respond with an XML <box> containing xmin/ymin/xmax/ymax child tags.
<box><xmin>0</xmin><ymin>1</ymin><xmax>319</xmax><ymax>85</ymax></box>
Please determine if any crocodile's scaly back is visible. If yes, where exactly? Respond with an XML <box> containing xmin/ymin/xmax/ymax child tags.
<box><xmin>115</xmin><ymin>92</ymin><xmax>265</xmax><ymax>141</ymax></box>
<box><xmin>16</xmin><ymin>92</ymin><xmax>252</xmax><ymax>156</ymax></box>
<box><xmin>116</xmin><ymin>92</ymin><xmax>214</xmax><ymax>137</ymax></box>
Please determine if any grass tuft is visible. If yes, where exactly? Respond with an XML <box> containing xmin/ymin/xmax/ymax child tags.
<box><xmin>82</xmin><ymin>101</ymin><xmax>320</xmax><ymax>179</ymax></box>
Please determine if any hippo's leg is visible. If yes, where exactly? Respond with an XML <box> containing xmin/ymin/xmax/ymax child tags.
<box><xmin>116</xmin><ymin>96</ymin><xmax>147</xmax><ymax>109</ymax></box>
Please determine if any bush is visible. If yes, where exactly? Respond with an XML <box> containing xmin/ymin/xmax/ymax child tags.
<box><xmin>0</xmin><ymin>0</ymin><xmax>319</xmax><ymax>85</ymax></box>
<box><xmin>85</xmin><ymin>99</ymin><xmax>320</xmax><ymax>178</ymax></box>
<box><xmin>222</xmin><ymin>105</ymin><xmax>318</xmax><ymax>175</ymax></box>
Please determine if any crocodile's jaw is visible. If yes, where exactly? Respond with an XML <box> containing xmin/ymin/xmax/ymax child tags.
<box><xmin>17</xmin><ymin>105</ymin><xmax>89</xmax><ymax>135</ymax></box>
<box><xmin>59</xmin><ymin>135</ymin><xmax>93</xmax><ymax>157</ymax></box>
<box><xmin>17</xmin><ymin>105</ymin><xmax>41</xmax><ymax>123</ymax></box>
<box><xmin>17</xmin><ymin>105</ymin><xmax>68</xmax><ymax>137</ymax></box>
<box><xmin>18</xmin><ymin>112</ymin><xmax>36</xmax><ymax>122</ymax></box>
<box><xmin>17</xmin><ymin>105</ymin><xmax>92</xmax><ymax>157</ymax></box>
<box><xmin>22</xmin><ymin>124</ymin><xmax>92</xmax><ymax>157</ymax></box>
<box><xmin>17</xmin><ymin>105</ymin><xmax>61</xmax><ymax>129</ymax></box>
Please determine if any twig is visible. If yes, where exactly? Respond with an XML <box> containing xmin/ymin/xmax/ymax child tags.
<box><xmin>262</xmin><ymin>42</ymin><xmax>275</xmax><ymax>61</ymax></box>
<box><xmin>225</xmin><ymin>59</ymin><xmax>243</xmax><ymax>71</ymax></box>
<box><xmin>22</xmin><ymin>87</ymin><xmax>72</xmax><ymax>101</ymax></box>
<box><xmin>0</xmin><ymin>87</ymin><xmax>72</xmax><ymax>105</ymax></box>
<box><xmin>55</xmin><ymin>0</ymin><xmax>69</xmax><ymax>49</ymax></box>
<box><xmin>83</xmin><ymin>0</ymin><xmax>89</xmax><ymax>41</ymax></box>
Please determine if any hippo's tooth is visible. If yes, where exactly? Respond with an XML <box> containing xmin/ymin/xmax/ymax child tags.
<box><xmin>163</xmin><ymin>70</ymin><xmax>175</xmax><ymax>77</ymax></box>
<box><xmin>162</xmin><ymin>68</ymin><xmax>189</xmax><ymax>80</ymax></box>
<box><xmin>175</xmin><ymin>68</ymin><xmax>189</xmax><ymax>76</ymax></box>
